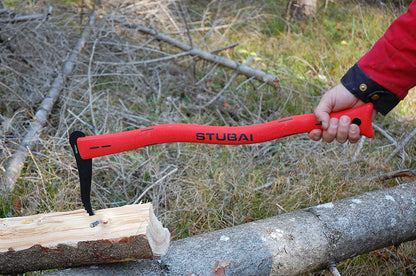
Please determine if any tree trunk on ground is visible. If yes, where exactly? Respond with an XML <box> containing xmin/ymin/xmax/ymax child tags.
<box><xmin>46</xmin><ymin>181</ymin><xmax>416</xmax><ymax>276</ymax></box>
<box><xmin>0</xmin><ymin>203</ymin><xmax>170</xmax><ymax>274</ymax></box>
<box><xmin>288</xmin><ymin>0</ymin><xmax>317</xmax><ymax>20</ymax></box>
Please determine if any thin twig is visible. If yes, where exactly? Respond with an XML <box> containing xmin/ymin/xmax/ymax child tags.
<box><xmin>373</xmin><ymin>123</ymin><xmax>397</xmax><ymax>147</ymax></box>
<box><xmin>87</xmin><ymin>38</ymin><xmax>99</xmax><ymax>134</ymax></box>
<box><xmin>195</xmin><ymin>63</ymin><xmax>219</xmax><ymax>85</ymax></box>
<box><xmin>211</xmin><ymin>42</ymin><xmax>240</xmax><ymax>55</ymax></box>
<box><xmin>194</xmin><ymin>71</ymin><xmax>239</xmax><ymax>109</ymax></box>
<box><xmin>352</xmin><ymin>136</ymin><xmax>365</xmax><ymax>161</ymax></box>
<box><xmin>133</xmin><ymin>167</ymin><xmax>178</xmax><ymax>204</ymax></box>
<box><xmin>34</xmin><ymin>6</ymin><xmax>53</xmax><ymax>30</ymax></box>
<box><xmin>179</xmin><ymin>2</ymin><xmax>193</xmax><ymax>48</ymax></box>
<box><xmin>253</xmin><ymin>182</ymin><xmax>274</xmax><ymax>191</ymax></box>
<box><xmin>196</xmin><ymin>21</ymin><xmax>218</xmax><ymax>48</ymax></box>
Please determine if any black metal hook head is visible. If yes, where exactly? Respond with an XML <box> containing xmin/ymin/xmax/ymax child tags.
<box><xmin>69</xmin><ymin>131</ymin><xmax>95</xmax><ymax>216</ymax></box>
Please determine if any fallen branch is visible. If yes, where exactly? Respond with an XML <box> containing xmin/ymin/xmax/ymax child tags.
<box><xmin>3</xmin><ymin>11</ymin><xmax>97</xmax><ymax>193</ymax></box>
<box><xmin>113</xmin><ymin>19</ymin><xmax>280</xmax><ymax>89</ymax></box>
<box><xmin>0</xmin><ymin>203</ymin><xmax>170</xmax><ymax>274</ymax></box>
<box><xmin>370</xmin><ymin>168</ymin><xmax>416</xmax><ymax>182</ymax></box>
<box><xmin>46</xmin><ymin>181</ymin><xmax>416</xmax><ymax>275</ymax></box>
<box><xmin>0</xmin><ymin>9</ymin><xmax>51</xmax><ymax>24</ymax></box>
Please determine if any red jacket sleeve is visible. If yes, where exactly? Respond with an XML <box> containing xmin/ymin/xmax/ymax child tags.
<box><xmin>341</xmin><ymin>2</ymin><xmax>416</xmax><ymax>115</ymax></box>
<box><xmin>358</xmin><ymin>1</ymin><xmax>416</xmax><ymax>100</ymax></box>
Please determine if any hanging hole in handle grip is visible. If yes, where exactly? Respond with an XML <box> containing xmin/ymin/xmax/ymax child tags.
<box><xmin>352</xmin><ymin>118</ymin><xmax>361</xmax><ymax>126</ymax></box>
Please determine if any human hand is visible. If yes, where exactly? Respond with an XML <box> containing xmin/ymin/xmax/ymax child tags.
<box><xmin>308</xmin><ymin>83</ymin><xmax>377</xmax><ymax>143</ymax></box>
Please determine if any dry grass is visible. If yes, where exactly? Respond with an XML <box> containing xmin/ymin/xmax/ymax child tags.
<box><xmin>1</xmin><ymin>0</ymin><xmax>416</xmax><ymax>274</ymax></box>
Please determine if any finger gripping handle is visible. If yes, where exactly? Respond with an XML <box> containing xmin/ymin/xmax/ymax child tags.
<box><xmin>328</xmin><ymin>103</ymin><xmax>374</xmax><ymax>138</ymax></box>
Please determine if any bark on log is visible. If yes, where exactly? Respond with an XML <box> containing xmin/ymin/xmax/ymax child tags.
<box><xmin>0</xmin><ymin>203</ymin><xmax>170</xmax><ymax>274</ymax></box>
<box><xmin>116</xmin><ymin>20</ymin><xmax>280</xmax><ymax>89</ymax></box>
<box><xmin>47</xmin><ymin>182</ymin><xmax>416</xmax><ymax>275</ymax></box>
<box><xmin>3</xmin><ymin>11</ymin><xmax>96</xmax><ymax>193</ymax></box>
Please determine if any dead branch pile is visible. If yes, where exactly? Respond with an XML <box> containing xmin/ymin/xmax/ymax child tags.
<box><xmin>1</xmin><ymin>5</ymin><xmax>87</xmax><ymax>193</ymax></box>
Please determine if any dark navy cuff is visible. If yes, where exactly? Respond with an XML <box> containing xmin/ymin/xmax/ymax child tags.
<box><xmin>341</xmin><ymin>63</ymin><xmax>400</xmax><ymax>115</ymax></box>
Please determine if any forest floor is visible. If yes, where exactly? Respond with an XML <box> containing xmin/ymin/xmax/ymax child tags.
<box><xmin>1</xmin><ymin>0</ymin><xmax>416</xmax><ymax>274</ymax></box>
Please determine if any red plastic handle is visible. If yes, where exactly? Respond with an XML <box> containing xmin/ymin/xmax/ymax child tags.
<box><xmin>75</xmin><ymin>103</ymin><xmax>374</xmax><ymax>159</ymax></box>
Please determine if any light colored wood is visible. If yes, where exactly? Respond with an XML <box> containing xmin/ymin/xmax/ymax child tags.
<box><xmin>0</xmin><ymin>203</ymin><xmax>170</xmax><ymax>274</ymax></box>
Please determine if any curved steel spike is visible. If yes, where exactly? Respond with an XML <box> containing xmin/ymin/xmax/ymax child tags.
<box><xmin>69</xmin><ymin>131</ymin><xmax>95</xmax><ymax>216</ymax></box>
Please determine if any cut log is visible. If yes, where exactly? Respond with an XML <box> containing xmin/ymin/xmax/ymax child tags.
<box><xmin>0</xmin><ymin>203</ymin><xmax>170</xmax><ymax>274</ymax></box>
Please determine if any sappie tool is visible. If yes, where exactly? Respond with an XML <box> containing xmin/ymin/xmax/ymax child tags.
<box><xmin>70</xmin><ymin>103</ymin><xmax>374</xmax><ymax>215</ymax></box>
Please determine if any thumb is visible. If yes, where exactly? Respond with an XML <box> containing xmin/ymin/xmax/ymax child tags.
<box><xmin>314</xmin><ymin>101</ymin><xmax>332</xmax><ymax>130</ymax></box>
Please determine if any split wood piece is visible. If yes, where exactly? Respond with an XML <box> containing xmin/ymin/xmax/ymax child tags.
<box><xmin>0</xmin><ymin>203</ymin><xmax>170</xmax><ymax>274</ymax></box>
<box><xmin>115</xmin><ymin>20</ymin><xmax>280</xmax><ymax>89</ymax></box>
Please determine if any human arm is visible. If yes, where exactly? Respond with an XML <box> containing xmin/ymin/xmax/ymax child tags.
<box><xmin>309</xmin><ymin>2</ymin><xmax>416</xmax><ymax>143</ymax></box>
